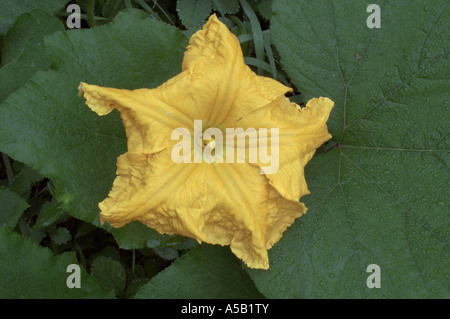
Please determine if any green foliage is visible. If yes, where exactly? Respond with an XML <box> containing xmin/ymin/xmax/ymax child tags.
<box><xmin>240</xmin><ymin>0</ymin><xmax>264</xmax><ymax>73</ymax></box>
<box><xmin>107</xmin><ymin>221</ymin><xmax>177</xmax><ymax>249</ymax></box>
<box><xmin>33</xmin><ymin>202</ymin><xmax>66</xmax><ymax>229</ymax></box>
<box><xmin>0</xmin><ymin>226</ymin><xmax>113</xmax><ymax>298</ymax></box>
<box><xmin>0</xmin><ymin>0</ymin><xmax>68</xmax><ymax>34</ymax></box>
<box><xmin>9</xmin><ymin>165</ymin><xmax>42</xmax><ymax>198</ymax></box>
<box><xmin>0</xmin><ymin>0</ymin><xmax>447</xmax><ymax>299</ymax></box>
<box><xmin>0</xmin><ymin>10</ymin><xmax>65</xmax><ymax>103</ymax></box>
<box><xmin>177</xmin><ymin>0</ymin><xmax>212</xmax><ymax>29</ymax></box>
<box><xmin>0</xmin><ymin>187</ymin><xmax>29</xmax><ymax>227</ymax></box>
<box><xmin>0</xmin><ymin>12</ymin><xmax>188</xmax><ymax>232</ymax></box>
<box><xmin>48</xmin><ymin>226</ymin><xmax>72</xmax><ymax>245</ymax></box>
<box><xmin>176</xmin><ymin>0</ymin><xmax>241</xmax><ymax>31</ymax></box>
<box><xmin>257</xmin><ymin>0</ymin><xmax>273</xmax><ymax>20</ymax></box>
<box><xmin>211</xmin><ymin>0</ymin><xmax>240</xmax><ymax>15</ymax></box>
<box><xmin>248</xmin><ymin>0</ymin><xmax>449</xmax><ymax>298</ymax></box>
<box><xmin>135</xmin><ymin>245</ymin><xmax>264</xmax><ymax>298</ymax></box>
<box><xmin>90</xmin><ymin>256</ymin><xmax>126</xmax><ymax>296</ymax></box>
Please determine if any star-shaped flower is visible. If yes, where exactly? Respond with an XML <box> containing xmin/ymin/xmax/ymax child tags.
<box><xmin>79</xmin><ymin>14</ymin><xmax>334</xmax><ymax>269</ymax></box>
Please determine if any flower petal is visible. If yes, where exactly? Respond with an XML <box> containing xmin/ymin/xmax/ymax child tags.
<box><xmin>182</xmin><ymin>14</ymin><xmax>291</xmax><ymax>126</ymax></box>
<box><xmin>99</xmin><ymin>145</ymin><xmax>304</xmax><ymax>269</ymax></box>
<box><xmin>237</xmin><ymin>96</ymin><xmax>334</xmax><ymax>201</ymax></box>
<box><xmin>206</xmin><ymin>162</ymin><xmax>305</xmax><ymax>269</ymax></box>
<box><xmin>79</xmin><ymin>76</ymin><xmax>200</xmax><ymax>153</ymax></box>
<box><xmin>99</xmin><ymin>149</ymin><xmax>209</xmax><ymax>240</ymax></box>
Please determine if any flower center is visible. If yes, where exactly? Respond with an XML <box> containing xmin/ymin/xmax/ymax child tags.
<box><xmin>203</xmin><ymin>136</ymin><xmax>216</xmax><ymax>150</ymax></box>
<box><xmin>192</xmin><ymin>125</ymin><xmax>224</xmax><ymax>163</ymax></box>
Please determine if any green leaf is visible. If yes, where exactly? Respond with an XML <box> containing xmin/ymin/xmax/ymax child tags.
<box><xmin>0</xmin><ymin>10</ymin><xmax>64</xmax><ymax>103</ymax></box>
<box><xmin>152</xmin><ymin>246</ymin><xmax>179</xmax><ymax>260</ymax></box>
<box><xmin>257</xmin><ymin>0</ymin><xmax>273</xmax><ymax>20</ymax></box>
<box><xmin>177</xmin><ymin>0</ymin><xmax>212</xmax><ymax>29</ymax></box>
<box><xmin>240</xmin><ymin>0</ymin><xmax>264</xmax><ymax>74</ymax></box>
<box><xmin>90</xmin><ymin>256</ymin><xmax>126</xmax><ymax>295</ymax></box>
<box><xmin>0</xmin><ymin>0</ymin><xmax>69</xmax><ymax>35</ymax></box>
<box><xmin>211</xmin><ymin>0</ymin><xmax>240</xmax><ymax>15</ymax></box>
<box><xmin>107</xmin><ymin>221</ymin><xmax>176</xmax><ymax>249</ymax></box>
<box><xmin>102</xmin><ymin>0</ymin><xmax>125</xmax><ymax>19</ymax></box>
<box><xmin>74</xmin><ymin>221</ymin><xmax>97</xmax><ymax>239</ymax></box>
<box><xmin>0</xmin><ymin>226</ymin><xmax>114</xmax><ymax>298</ymax></box>
<box><xmin>89</xmin><ymin>245</ymin><xmax>121</xmax><ymax>263</ymax></box>
<box><xmin>135</xmin><ymin>245</ymin><xmax>264</xmax><ymax>298</ymax></box>
<box><xmin>143</xmin><ymin>256</ymin><xmax>163</xmax><ymax>278</ymax></box>
<box><xmin>249</xmin><ymin>0</ymin><xmax>450</xmax><ymax>298</ymax></box>
<box><xmin>49</xmin><ymin>226</ymin><xmax>71</xmax><ymax>245</ymax></box>
<box><xmin>0</xmin><ymin>187</ymin><xmax>29</xmax><ymax>228</ymax></box>
<box><xmin>0</xmin><ymin>12</ymin><xmax>188</xmax><ymax>248</ymax></box>
<box><xmin>9</xmin><ymin>163</ymin><xmax>43</xmax><ymax>198</ymax></box>
<box><xmin>124</xmin><ymin>277</ymin><xmax>147</xmax><ymax>298</ymax></box>
<box><xmin>33</xmin><ymin>202</ymin><xmax>66</xmax><ymax>229</ymax></box>
<box><xmin>1</xmin><ymin>153</ymin><xmax>13</xmax><ymax>186</ymax></box>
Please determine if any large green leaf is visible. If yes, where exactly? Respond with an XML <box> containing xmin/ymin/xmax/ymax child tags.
<box><xmin>135</xmin><ymin>245</ymin><xmax>264</xmax><ymax>298</ymax></box>
<box><xmin>0</xmin><ymin>226</ymin><xmax>114</xmax><ymax>298</ymax></box>
<box><xmin>0</xmin><ymin>12</ymin><xmax>188</xmax><ymax>248</ymax></box>
<box><xmin>9</xmin><ymin>164</ymin><xmax>43</xmax><ymax>198</ymax></box>
<box><xmin>0</xmin><ymin>187</ymin><xmax>29</xmax><ymax>228</ymax></box>
<box><xmin>0</xmin><ymin>0</ymin><xmax>68</xmax><ymax>34</ymax></box>
<box><xmin>248</xmin><ymin>0</ymin><xmax>449</xmax><ymax>298</ymax></box>
<box><xmin>0</xmin><ymin>9</ymin><xmax>64</xmax><ymax>103</ymax></box>
<box><xmin>90</xmin><ymin>256</ymin><xmax>126</xmax><ymax>295</ymax></box>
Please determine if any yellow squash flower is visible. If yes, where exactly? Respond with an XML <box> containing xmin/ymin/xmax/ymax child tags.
<box><xmin>79</xmin><ymin>14</ymin><xmax>334</xmax><ymax>269</ymax></box>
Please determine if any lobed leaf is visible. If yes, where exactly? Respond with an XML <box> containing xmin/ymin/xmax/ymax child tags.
<box><xmin>0</xmin><ymin>226</ymin><xmax>113</xmax><ymax>298</ymax></box>
<box><xmin>0</xmin><ymin>0</ymin><xmax>68</xmax><ymax>34</ymax></box>
<box><xmin>135</xmin><ymin>245</ymin><xmax>264</xmax><ymax>298</ymax></box>
<box><xmin>177</xmin><ymin>0</ymin><xmax>212</xmax><ymax>29</ymax></box>
<box><xmin>91</xmin><ymin>255</ymin><xmax>126</xmax><ymax>295</ymax></box>
<box><xmin>248</xmin><ymin>0</ymin><xmax>450</xmax><ymax>298</ymax></box>
<box><xmin>211</xmin><ymin>0</ymin><xmax>240</xmax><ymax>15</ymax></box>
<box><xmin>0</xmin><ymin>9</ymin><xmax>65</xmax><ymax>103</ymax></box>
<box><xmin>0</xmin><ymin>12</ymin><xmax>188</xmax><ymax>249</ymax></box>
<box><xmin>0</xmin><ymin>187</ymin><xmax>29</xmax><ymax>228</ymax></box>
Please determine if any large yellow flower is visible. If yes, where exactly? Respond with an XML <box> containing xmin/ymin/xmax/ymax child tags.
<box><xmin>79</xmin><ymin>14</ymin><xmax>334</xmax><ymax>269</ymax></box>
